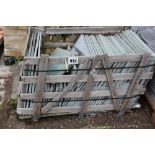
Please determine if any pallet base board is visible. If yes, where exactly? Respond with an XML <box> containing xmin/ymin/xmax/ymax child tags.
<box><xmin>17</xmin><ymin>103</ymin><xmax>139</xmax><ymax>119</ymax></box>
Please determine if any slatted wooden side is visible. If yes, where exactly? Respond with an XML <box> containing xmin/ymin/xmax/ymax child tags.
<box><xmin>17</xmin><ymin>53</ymin><xmax>155</xmax><ymax>118</ymax></box>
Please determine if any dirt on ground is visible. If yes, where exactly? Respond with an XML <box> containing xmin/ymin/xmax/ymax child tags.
<box><xmin>0</xmin><ymin>97</ymin><xmax>154</xmax><ymax>129</ymax></box>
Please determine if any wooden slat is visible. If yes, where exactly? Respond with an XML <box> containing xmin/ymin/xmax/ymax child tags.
<box><xmin>20</xmin><ymin>88</ymin><xmax>146</xmax><ymax>100</ymax></box>
<box><xmin>32</xmin><ymin>54</ymin><xmax>49</xmax><ymax>121</ymax></box>
<box><xmin>23</xmin><ymin>27</ymin><xmax>31</xmax><ymax>56</ymax></box>
<box><xmin>4</xmin><ymin>49</ymin><xmax>23</xmax><ymax>57</ymax></box>
<box><xmin>4</xmin><ymin>26</ymin><xmax>28</xmax><ymax>30</ymax></box>
<box><xmin>23</xmin><ymin>54</ymin><xmax>155</xmax><ymax>65</ymax></box>
<box><xmin>80</xmin><ymin>74</ymin><xmax>94</xmax><ymax>113</ymax></box>
<box><xmin>17</xmin><ymin>104</ymin><xmax>115</xmax><ymax>115</ymax></box>
<box><xmin>4</xmin><ymin>35</ymin><xmax>27</xmax><ymax>50</ymax></box>
<box><xmin>17</xmin><ymin>102</ymin><xmax>137</xmax><ymax>116</ymax></box>
<box><xmin>101</xmin><ymin>54</ymin><xmax>119</xmax><ymax>111</ymax></box>
<box><xmin>45</xmin><ymin>26</ymin><xmax>124</xmax><ymax>35</ymax></box>
<box><xmin>4</xmin><ymin>28</ymin><xmax>27</xmax><ymax>36</ymax></box>
<box><xmin>80</xmin><ymin>55</ymin><xmax>100</xmax><ymax>116</ymax></box>
<box><xmin>120</xmin><ymin>53</ymin><xmax>151</xmax><ymax>112</ymax></box>
<box><xmin>21</xmin><ymin>72</ymin><xmax>153</xmax><ymax>83</ymax></box>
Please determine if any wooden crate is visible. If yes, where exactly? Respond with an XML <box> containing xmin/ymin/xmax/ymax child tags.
<box><xmin>17</xmin><ymin>54</ymin><xmax>155</xmax><ymax>119</ymax></box>
<box><xmin>16</xmin><ymin>26</ymin><xmax>155</xmax><ymax>120</ymax></box>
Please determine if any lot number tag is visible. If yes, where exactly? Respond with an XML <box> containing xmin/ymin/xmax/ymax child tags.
<box><xmin>68</xmin><ymin>57</ymin><xmax>78</xmax><ymax>64</ymax></box>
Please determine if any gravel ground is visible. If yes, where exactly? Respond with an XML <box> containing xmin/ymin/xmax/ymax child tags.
<box><xmin>0</xmin><ymin>97</ymin><xmax>154</xmax><ymax>129</ymax></box>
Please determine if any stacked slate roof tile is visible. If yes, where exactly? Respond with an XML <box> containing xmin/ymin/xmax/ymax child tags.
<box><xmin>21</xmin><ymin>29</ymin><xmax>154</xmax><ymax>110</ymax></box>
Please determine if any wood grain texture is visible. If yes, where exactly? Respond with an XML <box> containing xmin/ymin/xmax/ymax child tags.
<box><xmin>80</xmin><ymin>55</ymin><xmax>100</xmax><ymax>114</ymax></box>
<box><xmin>23</xmin><ymin>54</ymin><xmax>155</xmax><ymax>65</ymax></box>
<box><xmin>21</xmin><ymin>72</ymin><xmax>153</xmax><ymax>83</ymax></box>
<box><xmin>4</xmin><ymin>27</ymin><xmax>28</xmax><ymax>57</ymax></box>
<box><xmin>21</xmin><ymin>88</ymin><xmax>146</xmax><ymax>100</ymax></box>
<box><xmin>4</xmin><ymin>49</ymin><xmax>23</xmax><ymax>57</ymax></box>
<box><xmin>120</xmin><ymin>53</ymin><xmax>151</xmax><ymax>111</ymax></box>
<box><xmin>4</xmin><ymin>28</ymin><xmax>27</xmax><ymax>36</ymax></box>
<box><xmin>32</xmin><ymin>54</ymin><xmax>49</xmax><ymax>121</ymax></box>
<box><xmin>17</xmin><ymin>102</ymin><xmax>136</xmax><ymax>116</ymax></box>
<box><xmin>45</xmin><ymin>26</ymin><xmax>125</xmax><ymax>34</ymax></box>
<box><xmin>101</xmin><ymin>55</ymin><xmax>119</xmax><ymax>111</ymax></box>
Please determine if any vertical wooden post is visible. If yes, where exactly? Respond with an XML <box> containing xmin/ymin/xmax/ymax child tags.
<box><xmin>79</xmin><ymin>55</ymin><xmax>100</xmax><ymax>118</ymax></box>
<box><xmin>119</xmin><ymin>53</ymin><xmax>151</xmax><ymax>115</ymax></box>
<box><xmin>101</xmin><ymin>54</ymin><xmax>119</xmax><ymax>111</ymax></box>
<box><xmin>32</xmin><ymin>54</ymin><xmax>48</xmax><ymax>122</ymax></box>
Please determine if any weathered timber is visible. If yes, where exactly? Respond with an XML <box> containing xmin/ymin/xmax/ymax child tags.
<box><xmin>45</xmin><ymin>26</ymin><xmax>125</xmax><ymax>35</ymax></box>
<box><xmin>101</xmin><ymin>55</ymin><xmax>119</xmax><ymax>111</ymax></box>
<box><xmin>80</xmin><ymin>55</ymin><xmax>100</xmax><ymax>116</ymax></box>
<box><xmin>21</xmin><ymin>88</ymin><xmax>146</xmax><ymax>100</ymax></box>
<box><xmin>120</xmin><ymin>53</ymin><xmax>151</xmax><ymax>112</ymax></box>
<box><xmin>32</xmin><ymin>54</ymin><xmax>48</xmax><ymax>121</ymax></box>
<box><xmin>23</xmin><ymin>54</ymin><xmax>155</xmax><ymax>65</ymax></box>
<box><xmin>21</xmin><ymin>72</ymin><xmax>153</xmax><ymax>83</ymax></box>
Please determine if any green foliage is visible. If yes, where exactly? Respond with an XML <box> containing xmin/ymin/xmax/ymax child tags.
<box><xmin>15</xmin><ymin>56</ymin><xmax>23</xmax><ymax>64</ymax></box>
<box><xmin>10</xmin><ymin>96</ymin><xmax>18</xmax><ymax>109</ymax></box>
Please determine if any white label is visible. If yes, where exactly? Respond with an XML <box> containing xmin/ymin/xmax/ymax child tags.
<box><xmin>68</xmin><ymin>57</ymin><xmax>78</xmax><ymax>64</ymax></box>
